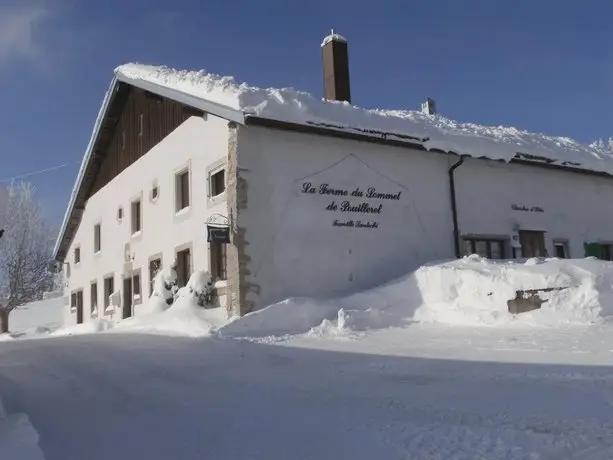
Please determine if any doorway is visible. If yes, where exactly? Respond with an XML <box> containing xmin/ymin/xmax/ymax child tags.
<box><xmin>122</xmin><ymin>277</ymin><xmax>133</xmax><ymax>319</ymax></box>
<box><xmin>75</xmin><ymin>290</ymin><xmax>83</xmax><ymax>324</ymax></box>
<box><xmin>519</xmin><ymin>230</ymin><xmax>546</xmax><ymax>258</ymax></box>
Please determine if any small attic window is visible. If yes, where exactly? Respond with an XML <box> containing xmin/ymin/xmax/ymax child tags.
<box><xmin>117</xmin><ymin>206</ymin><xmax>124</xmax><ymax>221</ymax></box>
<box><xmin>152</xmin><ymin>185</ymin><xmax>159</xmax><ymax>200</ymax></box>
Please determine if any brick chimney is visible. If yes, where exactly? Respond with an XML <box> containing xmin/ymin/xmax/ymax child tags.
<box><xmin>321</xmin><ymin>30</ymin><xmax>351</xmax><ymax>103</ymax></box>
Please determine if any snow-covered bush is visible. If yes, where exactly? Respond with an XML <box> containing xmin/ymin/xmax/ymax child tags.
<box><xmin>149</xmin><ymin>266</ymin><xmax>178</xmax><ymax>312</ymax></box>
<box><xmin>175</xmin><ymin>271</ymin><xmax>215</xmax><ymax>307</ymax></box>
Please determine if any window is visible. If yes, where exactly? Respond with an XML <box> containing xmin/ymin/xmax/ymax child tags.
<box><xmin>104</xmin><ymin>275</ymin><xmax>114</xmax><ymax>309</ymax></box>
<box><xmin>94</xmin><ymin>224</ymin><xmax>101</xmax><ymax>253</ymax></box>
<box><xmin>131</xmin><ymin>199</ymin><xmax>142</xmax><ymax>234</ymax></box>
<box><xmin>554</xmin><ymin>240</ymin><xmax>569</xmax><ymax>259</ymax></box>
<box><xmin>149</xmin><ymin>258</ymin><xmax>162</xmax><ymax>295</ymax></box>
<box><xmin>210</xmin><ymin>169</ymin><xmax>226</xmax><ymax>197</ymax></box>
<box><xmin>151</xmin><ymin>186</ymin><xmax>159</xmax><ymax>201</ymax></box>
<box><xmin>74</xmin><ymin>247</ymin><xmax>81</xmax><ymax>264</ymax></box>
<box><xmin>175</xmin><ymin>170</ymin><xmax>190</xmax><ymax>211</ymax></box>
<box><xmin>90</xmin><ymin>282</ymin><xmax>98</xmax><ymax>316</ymax></box>
<box><xmin>210</xmin><ymin>242</ymin><xmax>227</xmax><ymax>281</ymax></box>
<box><xmin>176</xmin><ymin>248</ymin><xmax>191</xmax><ymax>287</ymax></box>
<box><xmin>133</xmin><ymin>273</ymin><xmax>141</xmax><ymax>298</ymax></box>
<box><xmin>463</xmin><ymin>238</ymin><xmax>505</xmax><ymax>259</ymax></box>
<box><xmin>584</xmin><ymin>242</ymin><xmax>613</xmax><ymax>260</ymax></box>
<box><xmin>117</xmin><ymin>206</ymin><xmax>123</xmax><ymax>221</ymax></box>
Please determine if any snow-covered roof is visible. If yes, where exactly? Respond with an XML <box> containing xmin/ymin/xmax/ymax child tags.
<box><xmin>54</xmin><ymin>62</ymin><xmax>613</xmax><ymax>261</ymax></box>
<box><xmin>116</xmin><ymin>63</ymin><xmax>613</xmax><ymax>175</ymax></box>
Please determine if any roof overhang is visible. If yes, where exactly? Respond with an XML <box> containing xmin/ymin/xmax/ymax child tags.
<box><xmin>116</xmin><ymin>73</ymin><xmax>245</xmax><ymax>125</ymax></box>
<box><xmin>53</xmin><ymin>75</ymin><xmax>246</xmax><ymax>263</ymax></box>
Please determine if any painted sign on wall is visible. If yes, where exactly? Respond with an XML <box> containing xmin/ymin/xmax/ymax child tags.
<box><xmin>301</xmin><ymin>182</ymin><xmax>402</xmax><ymax>229</ymax></box>
<box><xmin>511</xmin><ymin>204</ymin><xmax>544</xmax><ymax>213</ymax></box>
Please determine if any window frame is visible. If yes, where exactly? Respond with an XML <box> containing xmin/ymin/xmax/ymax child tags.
<box><xmin>90</xmin><ymin>281</ymin><xmax>98</xmax><ymax>317</ymax></box>
<box><xmin>210</xmin><ymin>242</ymin><xmax>227</xmax><ymax>281</ymax></box>
<box><xmin>210</xmin><ymin>168</ymin><xmax>226</xmax><ymax>197</ymax></box>
<box><xmin>148</xmin><ymin>256</ymin><xmax>163</xmax><ymax>296</ymax></box>
<box><xmin>132</xmin><ymin>269</ymin><xmax>142</xmax><ymax>305</ymax></box>
<box><xmin>94</xmin><ymin>223</ymin><xmax>101</xmax><ymax>253</ymax></box>
<box><xmin>553</xmin><ymin>239</ymin><xmax>570</xmax><ymax>259</ymax></box>
<box><xmin>103</xmin><ymin>275</ymin><xmax>115</xmax><ymax>309</ymax></box>
<box><xmin>175</xmin><ymin>245</ymin><xmax>192</xmax><ymax>288</ymax></box>
<box><xmin>175</xmin><ymin>168</ymin><xmax>191</xmax><ymax>213</ymax></box>
<box><xmin>131</xmin><ymin>199</ymin><xmax>142</xmax><ymax>234</ymax></box>
<box><xmin>463</xmin><ymin>237</ymin><xmax>506</xmax><ymax>259</ymax></box>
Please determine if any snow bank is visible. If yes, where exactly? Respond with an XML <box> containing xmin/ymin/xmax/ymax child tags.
<box><xmin>222</xmin><ymin>257</ymin><xmax>613</xmax><ymax>337</ymax></box>
<box><xmin>52</xmin><ymin>318</ymin><xmax>113</xmax><ymax>337</ymax></box>
<box><xmin>2</xmin><ymin>297</ymin><xmax>65</xmax><ymax>340</ymax></box>
<box><xmin>0</xmin><ymin>399</ymin><xmax>46</xmax><ymax>460</ymax></box>
<box><xmin>218</xmin><ymin>298</ymin><xmax>342</xmax><ymax>338</ymax></box>
<box><xmin>115</xmin><ymin>63</ymin><xmax>613</xmax><ymax>175</ymax></box>
<box><xmin>411</xmin><ymin>256</ymin><xmax>613</xmax><ymax>326</ymax></box>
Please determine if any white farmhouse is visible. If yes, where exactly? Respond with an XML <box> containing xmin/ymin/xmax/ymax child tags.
<box><xmin>54</xmin><ymin>31</ymin><xmax>613</xmax><ymax>326</ymax></box>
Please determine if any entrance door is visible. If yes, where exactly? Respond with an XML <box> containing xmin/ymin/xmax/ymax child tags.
<box><xmin>519</xmin><ymin>230</ymin><xmax>546</xmax><ymax>258</ymax></box>
<box><xmin>123</xmin><ymin>277</ymin><xmax>133</xmax><ymax>319</ymax></box>
<box><xmin>76</xmin><ymin>291</ymin><xmax>84</xmax><ymax>324</ymax></box>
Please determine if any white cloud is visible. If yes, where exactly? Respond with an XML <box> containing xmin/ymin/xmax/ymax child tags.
<box><xmin>0</xmin><ymin>4</ymin><xmax>50</xmax><ymax>68</ymax></box>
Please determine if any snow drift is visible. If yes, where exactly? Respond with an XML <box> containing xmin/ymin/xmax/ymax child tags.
<box><xmin>0</xmin><ymin>399</ymin><xmax>45</xmax><ymax>460</ymax></box>
<box><xmin>222</xmin><ymin>256</ymin><xmax>613</xmax><ymax>337</ymax></box>
<box><xmin>411</xmin><ymin>256</ymin><xmax>613</xmax><ymax>326</ymax></box>
<box><xmin>35</xmin><ymin>258</ymin><xmax>613</xmax><ymax>341</ymax></box>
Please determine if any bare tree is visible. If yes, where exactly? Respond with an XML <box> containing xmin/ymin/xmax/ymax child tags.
<box><xmin>0</xmin><ymin>182</ymin><xmax>55</xmax><ymax>333</ymax></box>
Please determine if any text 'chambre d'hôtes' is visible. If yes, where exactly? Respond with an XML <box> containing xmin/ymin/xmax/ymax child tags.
<box><xmin>300</xmin><ymin>181</ymin><xmax>403</xmax><ymax>229</ymax></box>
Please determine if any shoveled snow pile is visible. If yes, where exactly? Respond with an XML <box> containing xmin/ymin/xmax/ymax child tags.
<box><xmin>115</xmin><ymin>63</ymin><xmax>613</xmax><ymax>175</ymax></box>
<box><xmin>222</xmin><ymin>256</ymin><xmax>613</xmax><ymax>338</ymax></box>
<box><xmin>412</xmin><ymin>255</ymin><xmax>613</xmax><ymax>326</ymax></box>
<box><xmin>0</xmin><ymin>399</ymin><xmax>45</xmax><ymax>460</ymax></box>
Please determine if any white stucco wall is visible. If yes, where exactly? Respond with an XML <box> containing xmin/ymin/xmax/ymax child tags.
<box><xmin>63</xmin><ymin>114</ymin><xmax>229</xmax><ymax>326</ymax></box>
<box><xmin>236</xmin><ymin>126</ymin><xmax>456</xmax><ymax>311</ymax></box>
<box><xmin>237</xmin><ymin>126</ymin><xmax>613</xmax><ymax>313</ymax></box>
<box><xmin>456</xmin><ymin>158</ymin><xmax>613</xmax><ymax>258</ymax></box>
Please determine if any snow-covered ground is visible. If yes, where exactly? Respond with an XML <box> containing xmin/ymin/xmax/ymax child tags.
<box><xmin>5</xmin><ymin>257</ymin><xmax>613</xmax><ymax>459</ymax></box>
<box><xmin>0</xmin><ymin>295</ymin><xmax>64</xmax><ymax>341</ymax></box>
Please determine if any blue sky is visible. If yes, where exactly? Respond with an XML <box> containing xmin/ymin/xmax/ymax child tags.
<box><xmin>2</xmin><ymin>0</ymin><xmax>613</xmax><ymax>227</ymax></box>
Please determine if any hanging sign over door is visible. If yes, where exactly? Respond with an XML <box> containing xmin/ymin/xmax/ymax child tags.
<box><xmin>207</xmin><ymin>225</ymin><xmax>230</xmax><ymax>243</ymax></box>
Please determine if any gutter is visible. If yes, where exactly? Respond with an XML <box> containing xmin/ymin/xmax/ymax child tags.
<box><xmin>449</xmin><ymin>155</ymin><xmax>469</xmax><ymax>258</ymax></box>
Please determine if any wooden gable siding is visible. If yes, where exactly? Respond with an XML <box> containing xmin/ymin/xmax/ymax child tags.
<box><xmin>89</xmin><ymin>86</ymin><xmax>202</xmax><ymax>198</ymax></box>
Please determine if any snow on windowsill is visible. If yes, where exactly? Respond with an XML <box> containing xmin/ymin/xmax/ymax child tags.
<box><xmin>214</xmin><ymin>280</ymin><xmax>227</xmax><ymax>289</ymax></box>
<box><xmin>209</xmin><ymin>191</ymin><xmax>226</xmax><ymax>200</ymax></box>
<box><xmin>131</xmin><ymin>231</ymin><xmax>143</xmax><ymax>240</ymax></box>
<box><xmin>174</xmin><ymin>206</ymin><xmax>191</xmax><ymax>218</ymax></box>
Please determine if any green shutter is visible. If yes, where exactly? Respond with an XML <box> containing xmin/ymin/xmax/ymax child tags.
<box><xmin>584</xmin><ymin>242</ymin><xmax>603</xmax><ymax>258</ymax></box>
